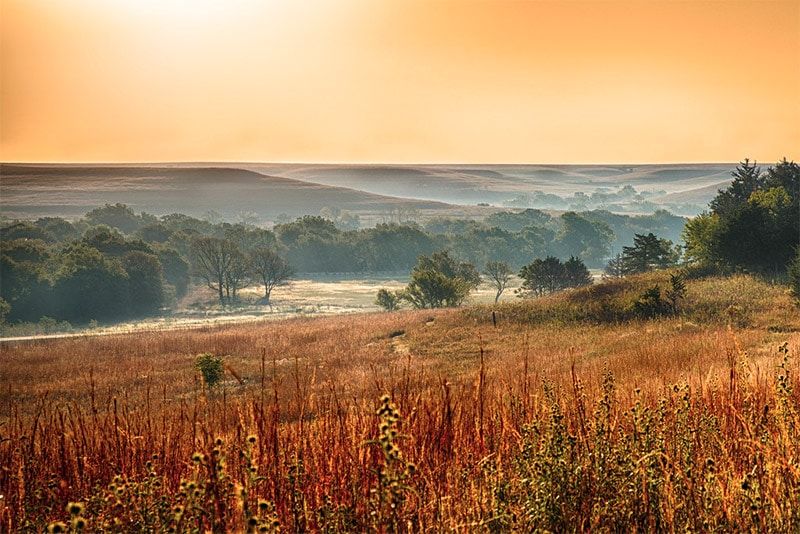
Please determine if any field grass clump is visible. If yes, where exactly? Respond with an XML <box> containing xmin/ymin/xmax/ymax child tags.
<box><xmin>468</xmin><ymin>272</ymin><xmax>795</xmax><ymax>329</ymax></box>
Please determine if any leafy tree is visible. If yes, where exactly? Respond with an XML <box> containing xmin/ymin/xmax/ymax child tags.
<box><xmin>686</xmin><ymin>158</ymin><xmax>799</xmax><ymax>274</ymax></box>
<box><xmin>0</xmin><ymin>254</ymin><xmax>53</xmax><ymax>322</ymax></box>
<box><xmin>0</xmin><ymin>222</ymin><xmax>54</xmax><ymax>242</ymax></box>
<box><xmin>555</xmin><ymin>212</ymin><xmax>613</xmax><ymax>266</ymax></box>
<box><xmin>85</xmin><ymin>203</ymin><xmax>146</xmax><ymax>234</ymax></box>
<box><xmin>250</xmin><ymin>247</ymin><xmax>294</xmax><ymax>303</ymax></box>
<box><xmin>154</xmin><ymin>247</ymin><xmax>190</xmax><ymax>298</ymax></box>
<box><xmin>485</xmin><ymin>209</ymin><xmax>553</xmax><ymax>232</ymax></box>
<box><xmin>192</xmin><ymin>237</ymin><xmax>240</xmax><ymax>305</ymax></box>
<box><xmin>122</xmin><ymin>251</ymin><xmax>165</xmax><ymax>316</ymax></box>
<box><xmin>33</xmin><ymin>217</ymin><xmax>79</xmax><ymax>242</ymax></box>
<box><xmin>621</xmin><ymin>233</ymin><xmax>678</xmax><ymax>274</ymax></box>
<box><xmin>681</xmin><ymin>213</ymin><xmax>719</xmax><ymax>266</ymax></box>
<box><xmin>375</xmin><ymin>288</ymin><xmax>401</xmax><ymax>311</ymax></box>
<box><xmin>518</xmin><ymin>256</ymin><xmax>592</xmax><ymax>297</ymax></box>
<box><xmin>53</xmin><ymin>243</ymin><xmax>130</xmax><ymax>322</ymax></box>
<box><xmin>83</xmin><ymin>226</ymin><xmax>153</xmax><ymax>258</ymax></box>
<box><xmin>484</xmin><ymin>261</ymin><xmax>513</xmax><ymax>302</ymax></box>
<box><xmin>136</xmin><ymin>223</ymin><xmax>174</xmax><ymax>243</ymax></box>
<box><xmin>0</xmin><ymin>239</ymin><xmax>51</xmax><ymax>264</ymax></box>
<box><xmin>563</xmin><ymin>256</ymin><xmax>593</xmax><ymax>288</ymax></box>
<box><xmin>399</xmin><ymin>251</ymin><xmax>478</xmax><ymax>308</ymax></box>
<box><xmin>518</xmin><ymin>256</ymin><xmax>567</xmax><ymax>296</ymax></box>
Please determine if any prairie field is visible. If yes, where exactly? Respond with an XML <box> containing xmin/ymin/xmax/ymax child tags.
<box><xmin>1</xmin><ymin>273</ymin><xmax>799</xmax><ymax>532</ymax></box>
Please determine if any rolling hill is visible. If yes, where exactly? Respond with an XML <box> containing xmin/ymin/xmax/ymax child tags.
<box><xmin>0</xmin><ymin>164</ymin><xmax>453</xmax><ymax>220</ymax></box>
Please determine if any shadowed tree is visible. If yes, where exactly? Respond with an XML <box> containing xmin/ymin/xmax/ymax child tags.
<box><xmin>122</xmin><ymin>251</ymin><xmax>165</xmax><ymax>316</ymax></box>
<box><xmin>375</xmin><ymin>288</ymin><xmax>401</xmax><ymax>311</ymax></box>
<box><xmin>621</xmin><ymin>233</ymin><xmax>678</xmax><ymax>274</ymax></box>
<box><xmin>223</xmin><ymin>249</ymin><xmax>250</xmax><ymax>303</ymax></box>
<box><xmin>250</xmin><ymin>247</ymin><xmax>294</xmax><ymax>304</ymax></box>
<box><xmin>192</xmin><ymin>237</ymin><xmax>239</xmax><ymax>305</ymax></box>
<box><xmin>604</xmin><ymin>253</ymin><xmax>625</xmax><ymax>278</ymax></box>
<box><xmin>400</xmin><ymin>251</ymin><xmax>478</xmax><ymax>308</ymax></box>
<box><xmin>484</xmin><ymin>260</ymin><xmax>513</xmax><ymax>302</ymax></box>
<box><xmin>563</xmin><ymin>256</ymin><xmax>593</xmax><ymax>287</ymax></box>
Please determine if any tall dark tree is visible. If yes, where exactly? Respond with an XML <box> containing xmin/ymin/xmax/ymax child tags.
<box><xmin>85</xmin><ymin>203</ymin><xmax>146</xmax><ymax>234</ymax></box>
<box><xmin>686</xmin><ymin>158</ymin><xmax>799</xmax><ymax>274</ymax></box>
<box><xmin>518</xmin><ymin>256</ymin><xmax>566</xmax><ymax>296</ymax></box>
<box><xmin>555</xmin><ymin>212</ymin><xmax>613</xmax><ymax>266</ymax></box>
<box><xmin>53</xmin><ymin>243</ymin><xmax>130</xmax><ymax>322</ymax></box>
<box><xmin>250</xmin><ymin>247</ymin><xmax>294</xmax><ymax>303</ymax></box>
<box><xmin>122</xmin><ymin>251</ymin><xmax>165</xmax><ymax>316</ymax></box>
<box><xmin>621</xmin><ymin>233</ymin><xmax>678</xmax><ymax>274</ymax></box>
<box><xmin>192</xmin><ymin>237</ymin><xmax>239</xmax><ymax>305</ymax></box>
<box><xmin>563</xmin><ymin>256</ymin><xmax>593</xmax><ymax>287</ymax></box>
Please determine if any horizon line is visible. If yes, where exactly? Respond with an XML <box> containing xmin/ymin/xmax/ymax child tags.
<box><xmin>1</xmin><ymin>159</ymin><xmax>757</xmax><ymax>167</ymax></box>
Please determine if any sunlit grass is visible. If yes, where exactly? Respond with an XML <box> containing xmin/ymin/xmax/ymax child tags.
<box><xmin>0</xmin><ymin>274</ymin><xmax>798</xmax><ymax>531</ymax></box>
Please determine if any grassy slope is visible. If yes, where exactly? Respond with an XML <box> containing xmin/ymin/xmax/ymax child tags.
<box><xmin>1</xmin><ymin>273</ymin><xmax>798</xmax><ymax>531</ymax></box>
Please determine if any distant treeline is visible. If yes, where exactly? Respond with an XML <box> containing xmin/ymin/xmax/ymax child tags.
<box><xmin>0</xmin><ymin>202</ymin><xmax>686</xmax><ymax>325</ymax></box>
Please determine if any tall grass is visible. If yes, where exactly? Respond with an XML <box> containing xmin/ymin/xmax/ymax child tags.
<box><xmin>0</xmin><ymin>275</ymin><xmax>798</xmax><ymax>531</ymax></box>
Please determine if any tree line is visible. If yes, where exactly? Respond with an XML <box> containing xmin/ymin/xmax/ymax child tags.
<box><xmin>1</xmin><ymin>201</ymin><xmax>690</xmax><ymax>325</ymax></box>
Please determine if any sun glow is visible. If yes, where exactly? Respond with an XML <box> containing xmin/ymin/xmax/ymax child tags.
<box><xmin>1</xmin><ymin>0</ymin><xmax>798</xmax><ymax>163</ymax></box>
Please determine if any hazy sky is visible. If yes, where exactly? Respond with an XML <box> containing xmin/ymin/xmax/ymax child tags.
<box><xmin>1</xmin><ymin>0</ymin><xmax>798</xmax><ymax>163</ymax></box>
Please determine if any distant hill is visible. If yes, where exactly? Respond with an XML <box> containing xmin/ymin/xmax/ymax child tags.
<box><xmin>0</xmin><ymin>162</ymin><xmax>736</xmax><ymax>221</ymax></box>
<box><xmin>0</xmin><ymin>164</ymin><xmax>452</xmax><ymax>220</ymax></box>
<box><xmin>242</xmin><ymin>162</ymin><xmax>735</xmax><ymax>212</ymax></box>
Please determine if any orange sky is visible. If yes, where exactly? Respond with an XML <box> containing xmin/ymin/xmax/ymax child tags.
<box><xmin>1</xmin><ymin>0</ymin><xmax>798</xmax><ymax>163</ymax></box>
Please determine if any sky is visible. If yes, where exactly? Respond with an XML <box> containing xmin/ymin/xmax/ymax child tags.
<box><xmin>1</xmin><ymin>0</ymin><xmax>798</xmax><ymax>164</ymax></box>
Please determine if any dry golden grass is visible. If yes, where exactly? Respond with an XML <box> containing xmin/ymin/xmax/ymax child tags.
<box><xmin>0</xmin><ymin>274</ymin><xmax>798</xmax><ymax>531</ymax></box>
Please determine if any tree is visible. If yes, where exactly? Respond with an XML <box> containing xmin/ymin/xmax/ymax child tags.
<box><xmin>518</xmin><ymin>256</ymin><xmax>566</xmax><ymax>296</ymax></box>
<box><xmin>223</xmin><ymin>249</ymin><xmax>250</xmax><ymax>303</ymax></box>
<box><xmin>518</xmin><ymin>256</ymin><xmax>592</xmax><ymax>297</ymax></box>
<box><xmin>155</xmin><ymin>247</ymin><xmax>190</xmax><ymax>298</ymax></box>
<box><xmin>53</xmin><ymin>243</ymin><xmax>130</xmax><ymax>322</ymax></box>
<box><xmin>604</xmin><ymin>253</ymin><xmax>625</xmax><ymax>278</ymax></box>
<box><xmin>399</xmin><ymin>251</ymin><xmax>478</xmax><ymax>308</ymax></box>
<box><xmin>85</xmin><ymin>203</ymin><xmax>145</xmax><ymax>234</ymax></box>
<box><xmin>416</xmin><ymin>250</ymin><xmax>481</xmax><ymax>289</ymax></box>
<box><xmin>709</xmin><ymin>159</ymin><xmax>763</xmax><ymax>217</ymax></box>
<box><xmin>621</xmin><ymin>233</ymin><xmax>678</xmax><ymax>274</ymax></box>
<box><xmin>375</xmin><ymin>288</ymin><xmax>401</xmax><ymax>311</ymax></box>
<box><xmin>563</xmin><ymin>256</ymin><xmax>593</xmax><ymax>287</ymax></box>
<box><xmin>483</xmin><ymin>261</ymin><xmax>513</xmax><ymax>303</ymax></box>
<box><xmin>687</xmin><ymin>158</ymin><xmax>799</xmax><ymax>274</ymax></box>
<box><xmin>555</xmin><ymin>212</ymin><xmax>613</xmax><ymax>266</ymax></box>
<box><xmin>250</xmin><ymin>247</ymin><xmax>294</xmax><ymax>303</ymax></box>
<box><xmin>192</xmin><ymin>237</ymin><xmax>239</xmax><ymax>305</ymax></box>
<box><xmin>0</xmin><ymin>254</ymin><xmax>53</xmax><ymax>322</ymax></box>
<box><xmin>681</xmin><ymin>213</ymin><xmax>720</xmax><ymax>266</ymax></box>
<box><xmin>122</xmin><ymin>251</ymin><xmax>165</xmax><ymax>316</ymax></box>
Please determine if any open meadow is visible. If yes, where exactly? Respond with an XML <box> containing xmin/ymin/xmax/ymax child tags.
<box><xmin>2</xmin><ymin>273</ymin><xmax>799</xmax><ymax>531</ymax></box>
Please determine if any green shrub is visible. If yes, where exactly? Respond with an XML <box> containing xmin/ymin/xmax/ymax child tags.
<box><xmin>195</xmin><ymin>353</ymin><xmax>224</xmax><ymax>388</ymax></box>
<box><xmin>375</xmin><ymin>288</ymin><xmax>401</xmax><ymax>311</ymax></box>
<box><xmin>631</xmin><ymin>286</ymin><xmax>670</xmax><ymax>319</ymax></box>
